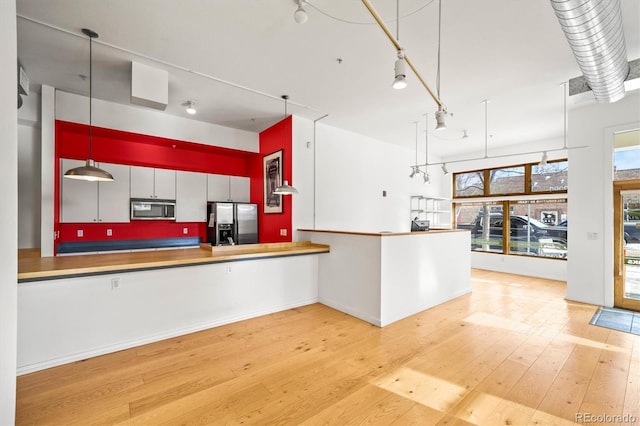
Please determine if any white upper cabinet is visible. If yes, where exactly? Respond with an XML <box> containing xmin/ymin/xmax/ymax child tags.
<box><xmin>207</xmin><ymin>174</ymin><xmax>230</xmax><ymax>202</ymax></box>
<box><xmin>176</xmin><ymin>171</ymin><xmax>207</xmax><ymax>222</ymax></box>
<box><xmin>154</xmin><ymin>168</ymin><xmax>177</xmax><ymax>200</ymax></box>
<box><xmin>207</xmin><ymin>174</ymin><xmax>250</xmax><ymax>202</ymax></box>
<box><xmin>60</xmin><ymin>159</ymin><xmax>130</xmax><ymax>223</ymax></box>
<box><xmin>130</xmin><ymin>166</ymin><xmax>176</xmax><ymax>200</ymax></box>
<box><xmin>230</xmin><ymin>176</ymin><xmax>250</xmax><ymax>202</ymax></box>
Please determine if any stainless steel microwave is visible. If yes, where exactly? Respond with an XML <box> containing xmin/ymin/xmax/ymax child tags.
<box><xmin>130</xmin><ymin>199</ymin><xmax>176</xmax><ymax>220</ymax></box>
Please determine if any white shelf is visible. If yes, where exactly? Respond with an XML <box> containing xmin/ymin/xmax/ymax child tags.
<box><xmin>410</xmin><ymin>196</ymin><xmax>452</xmax><ymax>228</ymax></box>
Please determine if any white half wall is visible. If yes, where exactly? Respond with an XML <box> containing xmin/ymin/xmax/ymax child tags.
<box><xmin>0</xmin><ymin>0</ymin><xmax>18</xmax><ymax>422</ymax></box>
<box><xmin>18</xmin><ymin>255</ymin><xmax>319</xmax><ymax>374</ymax></box>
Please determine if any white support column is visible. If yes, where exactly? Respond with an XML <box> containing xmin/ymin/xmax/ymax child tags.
<box><xmin>0</xmin><ymin>0</ymin><xmax>18</xmax><ymax>423</ymax></box>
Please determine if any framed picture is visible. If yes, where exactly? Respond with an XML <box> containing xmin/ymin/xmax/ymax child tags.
<box><xmin>263</xmin><ymin>149</ymin><xmax>283</xmax><ymax>214</ymax></box>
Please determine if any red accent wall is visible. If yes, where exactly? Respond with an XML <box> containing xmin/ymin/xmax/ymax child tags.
<box><xmin>55</xmin><ymin>120</ymin><xmax>261</xmax><ymax>252</ymax></box>
<box><xmin>254</xmin><ymin>116</ymin><xmax>293</xmax><ymax>243</ymax></box>
<box><xmin>54</xmin><ymin>118</ymin><xmax>296</xmax><ymax>251</ymax></box>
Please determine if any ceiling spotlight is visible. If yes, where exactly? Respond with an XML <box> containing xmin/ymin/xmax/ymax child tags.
<box><xmin>441</xmin><ymin>163</ymin><xmax>449</xmax><ymax>175</ymax></box>
<box><xmin>183</xmin><ymin>101</ymin><xmax>196</xmax><ymax>115</ymax></box>
<box><xmin>435</xmin><ymin>106</ymin><xmax>447</xmax><ymax>131</ymax></box>
<box><xmin>539</xmin><ymin>151</ymin><xmax>548</xmax><ymax>166</ymax></box>
<box><xmin>409</xmin><ymin>166</ymin><xmax>417</xmax><ymax>178</ymax></box>
<box><xmin>423</xmin><ymin>173</ymin><xmax>430</xmax><ymax>184</ymax></box>
<box><xmin>294</xmin><ymin>0</ymin><xmax>308</xmax><ymax>24</ymax></box>
<box><xmin>392</xmin><ymin>52</ymin><xmax>407</xmax><ymax>90</ymax></box>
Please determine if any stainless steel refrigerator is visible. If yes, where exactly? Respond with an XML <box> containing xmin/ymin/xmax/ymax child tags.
<box><xmin>234</xmin><ymin>203</ymin><xmax>258</xmax><ymax>245</ymax></box>
<box><xmin>207</xmin><ymin>202</ymin><xmax>258</xmax><ymax>245</ymax></box>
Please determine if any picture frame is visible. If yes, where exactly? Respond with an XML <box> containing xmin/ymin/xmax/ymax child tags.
<box><xmin>263</xmin><ymin>149</ymin><xmax>283</xmax><ymax>214</ymax></box>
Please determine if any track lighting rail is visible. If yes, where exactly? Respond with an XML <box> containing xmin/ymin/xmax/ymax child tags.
<box><xmin>360</xmin><ymin>0</ymin><xmax>443</xmax><ymax>109</ymax></box>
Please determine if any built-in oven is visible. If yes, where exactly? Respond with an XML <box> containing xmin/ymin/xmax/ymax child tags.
<box><xmin>130</xmin><ymin>199</ymin><xmax>176</xmax><ymax>220</ymax></box>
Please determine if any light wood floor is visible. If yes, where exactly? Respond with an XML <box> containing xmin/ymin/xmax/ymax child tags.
<box><xmin>16</xmin><ymin>270</ymin><xmax>640</xmax><ymax>425</ymax></box>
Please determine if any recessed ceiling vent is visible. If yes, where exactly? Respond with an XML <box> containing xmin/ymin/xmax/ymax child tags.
<box><xmin>550</xmin><ymin>0</ymin><xmax>630</xmax><ymax>103</ymax></box>
<box><xmin>130</xmin><ymin>61</ymin><xmax>168</xmax><ymax>110</ymax></box>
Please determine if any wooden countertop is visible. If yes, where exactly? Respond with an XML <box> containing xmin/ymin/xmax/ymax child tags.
<box><xmin>18</xmin><ymin>241</ymin><xmax>330</xmax><ymax>282</ymax></box>
<box><xmin>298</xmin><ymin>228</ymin><xmax>468</xmax><ymax>237</ymax></box>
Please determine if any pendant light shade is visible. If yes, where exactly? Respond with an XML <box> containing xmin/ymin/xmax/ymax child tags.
<box><xmin>273</xmin><ymin>180</ymin><xmax>298</xmax><ymax>195</ymax></box>
<box><xmin>64</xmin><ymin>159</ymin><xmax>114</xmax><ymax>182</ymax></box>
<box><xmin>64</xmin><ymin>28</ymin><xmax>114</xmax><ymax>182</ymax></box>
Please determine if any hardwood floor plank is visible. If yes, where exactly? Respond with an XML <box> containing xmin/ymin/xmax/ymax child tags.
<box><xmin>16</xmin><ymin>269</ymin><xmax>640</xmax><ymax>425</ymax></box>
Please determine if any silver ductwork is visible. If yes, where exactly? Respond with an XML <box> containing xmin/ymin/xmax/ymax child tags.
<box><xmin>550</xmin><ymin>0</ymin><xmax>630</xmax><ymax>103</ymax></box>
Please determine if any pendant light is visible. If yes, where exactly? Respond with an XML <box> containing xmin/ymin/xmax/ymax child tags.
<box><xmin>272</xmin><ymin>95</ymin><xmax>298</xmax><ymax>195</ymax></box>
<box><xmin>64</xmin><ymin>29</ymin><xmax>114</xmax><ymax>182</ymax></box>
<box><xmin>391</xmin><ymin>0</ymin><xmax>407</xmax><ymax>90</ymax></box>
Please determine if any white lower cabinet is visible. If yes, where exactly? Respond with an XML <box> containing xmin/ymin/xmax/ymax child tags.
<box><xmin>60</xmin><ymin>159</ymin><xmax>130</xmax><ymax>223</ymax></box>
<box><xmin>176</xmin><ymin>171</ymin><xmax>207</xmax><ymax>222</ymax></box>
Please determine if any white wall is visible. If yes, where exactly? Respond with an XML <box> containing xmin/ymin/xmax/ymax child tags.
<box><xmin>292</xmin><ymin>115</ymin><xmax>315</xmax><ymax>242</ymax></box>
<box><xmin>312</xmin><ymin>122</ymin><xmax>445</xmax><ymax>233</ymax></box>
<box><xmin>0</xmin><ymin>0</ymin><xmax>18</xmax><ymax>422</ymax></box>
<box><xmin>566</xmin><ymin>91</ymin><xmax>640</xmax><ymax>306</ymax></box>
<box><xmin>18</xmin><ymin>93</ymin><xmax>41</xmax><ymax>249</ymax></box>
<box><xmin>18</xmin><ymin>255</ymin><xmax>319</xmax><ymax>374</ymax></box>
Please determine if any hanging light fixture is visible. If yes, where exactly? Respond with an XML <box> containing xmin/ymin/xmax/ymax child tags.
<box><xmin>392</xmin><ymin>52</ymin><xmax>408</xmax><ymax>90</ymax></box>
<box><xmin>183</xmin><ymin>100</ymin><xmax>196</xmax><ymax>115</ymax></box>
<box><xmin>273</xmin><ymin>95</ymin><xmax>298</xmax><ymax>195</ymax></box>
<box><xmin>273</xmin><ymin>181</ymin><xmax>298</xmax><ymax>195</ymax></box>
<box><xmin>539</xmin><ymin>151</ymin><xmax>548</xmax><ymax>166</ymax></box>
<box><xmin>409</xmin><ymin>121</ymin><xmax>420</xmax><ymax>178</ymax></box>
<box><xmin>64</xmin><ymin>28</ymin><xmax>114</xmax><ymax>182</ymax></box>
<box><xmin>423</xmin><ymin>113</ymin><xmax>431</xmax><ymax>184</ymax></box>
<box><xmin>391</xmin><ymin>0</ymin><xmax>407</xmax><ymax>90</ymax></box>
<box><xmin>433</xmin><ymin>0</ymin><xmax>447</xmax><ymax>131</ymax></box>
<box><xmin>293</xmin><ymin>0</ymin><xmax>308</xmax><ymax>24</ymax></box>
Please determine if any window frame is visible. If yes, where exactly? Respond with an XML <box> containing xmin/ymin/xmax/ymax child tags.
<box><xmin>453</xmin><ymin>159</ymin><xmax>568</xmax><ymax>199</ymax></box>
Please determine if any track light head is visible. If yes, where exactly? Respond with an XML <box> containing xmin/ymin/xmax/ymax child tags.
<box><xmin>441</xmin><ymin>163</ymin><xmax>449</xmax><ymax>175</ymax></box>
<box><xmin>294</xmin><ymin>0</ymin><xmax>308</xmax><ymax>24</ymax></box>
<box><xmin>423</xmin><ymin>173</ymin><xmax>430</xmax><ymax>184</ymax></box>
<box><xmin>435</xmin><ymin>107</ymin><xmax>447</xmax><ymax>131</ymax></box>
<box><xmin>539</xmin><ymin>151</ymin><xmax>548</xmax><ymax>166</ymax></box>
<box><xmin>392</xmin><ymin>56</ymin><xmax>407</xmax><ymax>90</ymax></box>
<box><xmin>409</xmin><ymin>166</ymin><xmax>416</xmax><ymax>178</ymax></box>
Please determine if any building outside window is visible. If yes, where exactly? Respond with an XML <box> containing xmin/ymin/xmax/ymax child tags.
<box><xmin>453</xmin><ymin>160</ymin><xmax>568</xmax><ymax>259</ymax></box>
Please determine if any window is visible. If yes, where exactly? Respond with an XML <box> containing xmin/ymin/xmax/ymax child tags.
<box><xmin>455</xmin><ymin>171</ymin><xmax>484</xmax><ymax>197</ymax></box>
<box><xmin>453</xmin><ymin>160</ymin><xmax>568</xmax><ymax>259</ymax></box>
<box><xmin>489</xmin><ymin>166</ymin><xmax>525</xmax><ymax>195</ymax></box>
<box><xmin>532</xmin><ymin>161</ymin><xmax>568</xmax><ymax>192</ymax></box>
<box><xmin>614</xmin><ymin>130</ymin><xmax>640</xmax><ymax>181</ymax></box>
<box><xmin>454</xmin><ymin>160</ymin><xmax>568</xmax><ymax>199</ymax></box>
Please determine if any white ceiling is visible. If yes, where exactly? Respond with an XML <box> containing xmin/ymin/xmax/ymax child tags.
<box><xmin>15</xmin><ymin>0</ymin><xmax>640</xmax><ymax>159</ymax></box>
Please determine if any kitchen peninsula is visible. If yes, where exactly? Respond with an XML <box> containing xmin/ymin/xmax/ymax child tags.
<box><xmin>298</xmin><ymin>229</ymin><xmax>471</xmax><ymax>327</ymax></box>
<box><xmin>17</xmin><ymin>242</ymin><xmax>329</xmax><ymax>374</ymax></box>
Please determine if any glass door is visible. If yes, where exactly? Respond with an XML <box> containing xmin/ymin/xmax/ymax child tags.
<box><xmin>614</xmin><ymin>180</ymin><xmax>640</xmax><ymax>311</ymax></box>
